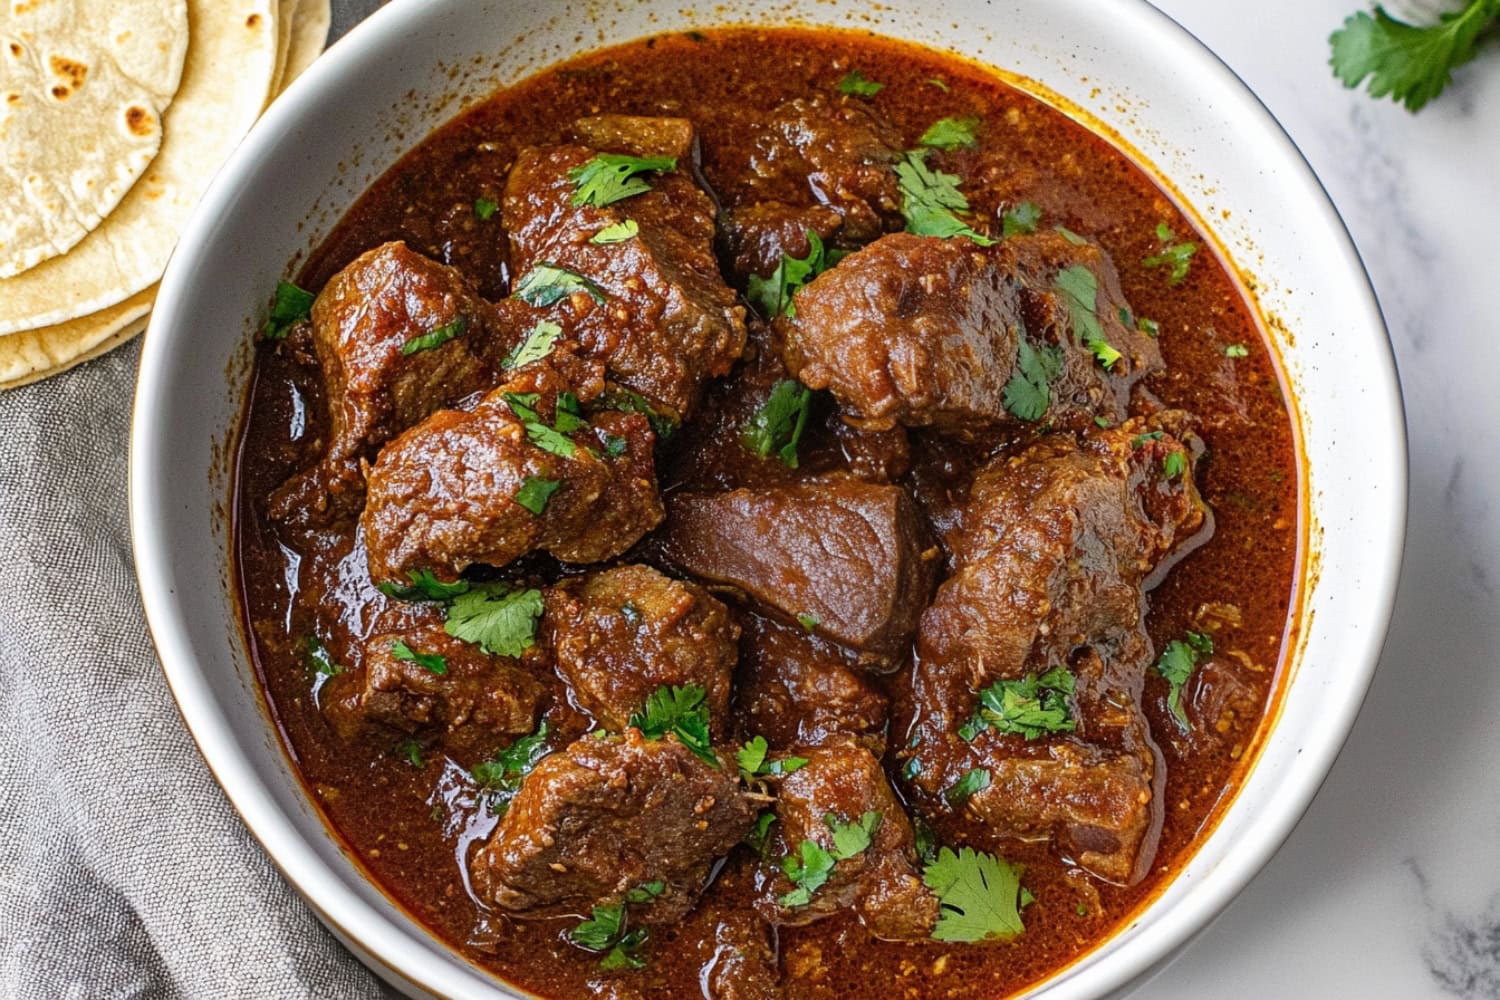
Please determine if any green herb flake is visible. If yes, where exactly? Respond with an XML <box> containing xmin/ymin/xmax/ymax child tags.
<box><xmin>1329</xmin><ymin>1</ymin><xmax>1500</xmax><ymax>113</ymax></box>
<box><xmin>261</xmin><ymin>280</ymin><xmax>315</xmax><ymax>340</ymax></box>
<box><xmin>1055</xmin><ymin>225</ymin><xmax>1089</xmax><ymax>245</ymax></box>
<box><xmin>919</xmin><ymin>115</ymin><xmax>981</xmax><ymax>151</ymax></box>
<box><xmin>927</xmin><ymin>76</ymin><xmax>951</xmax><ymax>92</ymax></box>
<box><xmin>444</xmin><ymin>584</ymin><xmax>544</xmax><ymax>657</ymax></box>
<box><xmin>894</xmin><ymin>149</ymin><xmax>996</xmax><ymax>246</ymax></box>
<box><xmin>837</xmin><ymin>69</ymin><xmax>884</xmax><ymax>96</ymax></box>
<box><xmin>630</xmin><ymin>684</ymin><xmax>717</xmax><ymax>768</ymax></box>
<box><xmin>1001</xmin><ymin>201</ymin><xmax>1042</xmax><ymax>237</ymax></box>
<box><xmin>1053</xmin><ymin>265</ymin><xmax>1122</xmax><ymax>369</ymax></box>
<box><xmin>305</xmin><ymin>634</ymin><xmax>344</xmax><ymax>677</ymax></box>
<box><xmin>779</xmin><ymin>811</ymin><xmax>883</xmax><ymax>907</ymax></box>
<box><xmin>746</xmin><ymin>229</ymin><xmax>839</xmax><ymax>319</ymax></box>
<box><xmin>1154</xmin><ymin>631</ymin><xmax>1213</xmax><ymax>731</ymax></box>
<box><xmin>829</xmin><ymin>810</ymin><xmax>883</xmax><ymax>859</ymax></box>
<box><xmin>553</xmin><ymin>392</ymin><xmax>588</xmax><ymax>433</ymax></box>
<box><xmin>600</xmin><ymin>385</ymin><xmax>677</xmax><ymax>439</ymax></box>
<box><xmin>474</xmin><ymin>197</ymin><xmax>499</xmax><ymax>221</ymax></box>
<box><xmin>1225</xmin><ymin>343</ymin><xmax>1249</xmax><ymax>358</ymax></box>
<box><xmin>1002</xmin><ymin>336</ymin><xmax>1064</xmax><ymax>422</ymax></box>
<box><xmin>378</xmin><ymin>568</ymin><xmax>471</xmax><ymax>602</ymax></box>
<box><xmin>741</xmin><ymin>378</ymin><xmax>813</xmax><ymax>468</ymax></box>
<box><xmin>513</xmin><ymin>262</ymin><xmax>606</xmax><ymax>307</ymax></box>
<box><xmin>1094</xmin><ymin>416</ymin><xmax>1112</xmax><ymax>428</ymax></box>
<box><xmin>501</xmin><ymin>320</ymin><xmax>562</xmax><ymax>370</ymax></box>
<box><xmin>568</xmin><ymin>153</ymin><xmax>677</xmax><ymax>208</ymax></box>
<box><xmin>569</xmin><ymin>902</ymin><xmax>648</xmax><ymax>970</ymax></box>
<box><xmin>796</xmin><ymin>613</ymin><xmax>820</xmax><ymax>631</ymax></box>
<box><xmin>471</xmin><ymin>721</ymin><xmax>552</xmax><ymax>812</ymax></box>
<box><xmin>736</xmin><ymin>736</ymin><xmax>808</xmax><ymax>780</ymax></box>
<box><xmin>913</xmin><ymin>814</ymin><xmax>939</xmax><ymax>865</ymax></box>
<box><xmin>602</xmin><ymin>433</ymin><xmax>628</xmax><ymax>458</ymax></box>
<box><xmin>1137</xmin><ymin>316</ymin><xmax>1161</xmax><ymax>338</ymax></box>
<box><xmin>625</xmin><ymin>880</ymin><xmax>666</xmax><ymax>904</ymax></box>
<box><xmin>590</xmin><ymin>219</ymin><xmax>639</xmax><ymax>244</ymax></box>
<box><xmin>396</xmin><ymin>738</ymin><xmax>425</xmax><ymax>768</ymax></box>
<box><xmin>924</xmin><ymin>846</ymin><xmax>1031</xmax><ymax>942</ymax></box>
<box><xmin>1162</xmin><ymin>450</ymin><xmax>1187</xmax><ymax>480</ymax></box>
<box><xmin>745</xmin><ymin>811</ymin><xmax>778</xmax><ymax>856</ymax></box>
<box><xmin>1143</xmin><ymin>222</ymin><xmax>1200</xmax><ymax>285</ymax></box>
<box><xmin>391</xmin><ymin>639</ymin><xmax>447</xmax><ymax>675</ymax></box>
<box><xmin>960</xmin><ymin>666</ymin><xmax>1077</xmax><ymax>741</ymax></box>
<box><xmin>1131</xmin><ymin>430</ymin><xmax>1165</xmax><ymax>448</ymax></box>
<box><xmin>400</xmin><ymin>315</ymin><xmax>467</xmax><ymax>356</ymax></box>
<box><xmin>943</xmin><ymin>767</ymin><xmax>992</xmax><ymax>804</ymax></box>
<box><xmin>513</xmin><ymin>475</ymin><xmax>561</xmax><ymax>515</ymax></box>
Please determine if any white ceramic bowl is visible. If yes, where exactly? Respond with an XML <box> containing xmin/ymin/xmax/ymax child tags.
<box><xmin>130</xmin><ymin>1</ymin><xmax>1406</xmax><ymax>996</ymax></box>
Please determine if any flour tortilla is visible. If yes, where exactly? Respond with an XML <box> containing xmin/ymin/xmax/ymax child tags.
<box><xmin>269</xmin><ymin>0</ymin><xmax>298</xmax><ymax>97</ymax></box>
<box><xmin>0</xmin><ymin>0</ymin><xmax>189</xmax><ymax>278</ymax></box>
<box><xmin>282</xmin><ymin>0</ymin><xmax>329</xmax><ymax>88</ymax></box>
<box><xmin>0</xmin><ymin>0</ymin><xmax>278</xmax><ymax>334</ymax></box>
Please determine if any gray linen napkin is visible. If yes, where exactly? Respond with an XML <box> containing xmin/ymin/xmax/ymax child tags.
<box><xmin>0</xmin><ymin>3</ymin><xmax>395</xmax><ymax>997</ymax></box>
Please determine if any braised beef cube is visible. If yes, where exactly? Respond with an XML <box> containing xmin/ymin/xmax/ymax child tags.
<box><xmin>699</xmin><ymin>911</ymin><xmax>782</xmax><ymax>1000</ymax></box>
<box><xmin>502</xmin><ymin>137</ymin><xmax>746</xmax><ymax>417</ymax></box>
<box><xmin>568</xmin><ymin>115</ymin><xmax>698</xmax><ymax>163</ymax></box>
<box><xmin>361</xmin><ymin>364</ymin><xmax>663</xmax><ymax>586</ymax></box>
<box><xmin>720</xmin><ymin>201</ymin><xmax>843</xmax><ymax>287</ymax></box>
<box><xmin>321</xmin><ymin>624</ymin><xmax>547</xmax><ymax>762</ymax></box>
<box><xmin>471</xmin><ymin>730</ymin><xmax>756</xmax><ymax>922</ymax></box>
<box><xmin>267</xmin><ymin>242</ymin><xmax>499</xmax><ymax>526</ymax></box>
<box><xmin>753</xmin><ymin>739</ymin><xmax>937</xmax><ymax>941</ymax></box>
<box><xmin>659</xmin><ymin>480</ymin><xmax>938</xmax><ymax>665</ymax></box>
<box><xmin>782</xmin><ymin>231</ymin><xmax>1162</xmax><ymax>434</ymax></box>
<box><xmin>830</xmin><ymin>418</ymin><xmax>910</xmax><ymax>484</ymax></box>
<box><xmin>545</xmin><ymin>564</ymin><xmax>739</xmax><ymax>734</ymax></box>
<box><xmin>736</xmin><ymin>615</ymin><xmax>887</xmax><ymax>753</ymax></box>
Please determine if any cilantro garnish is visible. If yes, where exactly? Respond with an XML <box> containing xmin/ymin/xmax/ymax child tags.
<box><xmin>1163</xmin><ymin>450</ymin><xmax>1187</xmax><ymax>480</ymax></box>
<box><xmin>746</xmin><ymin>229</ymin><xmax>840</xmax><ymax>319</ymax></box>
<box><xmin>568</xmin><ymin>153</ymin><xmax>677</xmax><ymax>208</ymax></box>
<box><xmin>923</xmin><ymin>846</ymin><xmax>1034</xmax><ymax>942</ymax></box>
<box><xmin>391</xmin><ymin>639</ymin><xmax>447</xmax><ymax>675</ymax></box>
<box><xmin>599</xmin><ymin>385</ymin><xmax>677</xmax><ymax>439</ymax></box>
<box><xmin>569</xmin><ymin>902</ymin><xmax>648</xmax><ymax>970</ymax></box>
<box><xmin>1330</xmin><ymin>1</ymin><xmax>1500</xmax><ymax>112</ymax></box>
<box><xmin>837</xmin><ymin>69</ymin><xmax>884</xmax><ymax>96</ymax></box>
<box><xmin>602</xmin><ymin>433</ymin><xmax>628</xmax><ymax>458</ymax></box>
<box><xmin>629</xmin><ymin>684</ymin><xmax>717</xmax><ymax>767</ymax></box>
<box><xmin>1143</xmin><ymin>222</ymin><xmax>1199</xmax><ymax>285</ymax></box>
<box><xmin>513</xmin><ymin>262</ymin><xmax>606</xmax><ymax>307</ymax></box>
<box><xmin>1002</xmin><ymin>337</ymin><xmax>1063</xmax><ymax>422</ymax></box>
<box><xmin>396</xmin><ymin>738</ymin><xmax>425</xmax><ymax>768</ymax></box>
<box><xmin>1137</xmin><ymin>316</ymin><xmax>1161</xmax><ymax>338</ymax></box>
<box><xmin>471</xmin><ymin>721</ymin><xmax>551</xmax><ymax>812</ymax></box>
<box><xmin>501</xmin><ymin>320</ymin><xmax>562</xmax><ymax>370</ymax></box>
<box><xmin>919</xmin><ymin>115</ymin><xmax>980</xmax><ymax>150</ymax></box>
<box><xmin>474</xmin><ymin>197</ymin><xmax>498</xmax><ymax>221</ymax></box>
<box><xmin>912</xmin><ymin>814</ymin><xmax>939</xmax><ymax>866</ymax></box>
<box><xmin>960</xmin><ymin>666</ymin><xmax>1077</xmax><ymax>741</ymax></box>
<box><xmin>305</xmin><ymin>634</ymin><xmax>344</xmax><ymax>677</ymax></box>
<box><xmin>513</xmin><ymin>475</ymin><xmax>561</xmax><ymax>515</ymax></box>
<box><xmin>735</xmin><ymin>736</ymin><xmax>808</xmax><ymax>781</ymax></box>
<box><xmin>779</xmin><ymin>812</ymin><xmax>883</xmax><ymax>907</ymax></box>
<box><xmin>1055</xmin><ymin>225</ymin><xmax>1089</xmax><ymax>245</ymax></box>
<box><xmin>1054</xmin><ymin>265</ymin><xmax>1122</xmax><ymax>369</ymax></box>
<box><xmin>378</xmin><ymin>568</ymin><xmax>471</xmax><ymax>602</ymax></box>
<box><xmin>943</xmin><ymin>767</ymin><xmax>992</xmax><ymax>804</ymax></box>
<box><xmin>1154</xmin><ymin>631</ymin><xmax>1214</xmax><ymax>731</ymax></box>
<box><xmin>1131</xmin><ymin>430</ymin><xmax>1165</xmax><ymax>449</ymax></box>
<box><xmin>504</xmin><ymin>391</ymin><xmax>580</xmax><ymax>459</ymax></box>
<box><xmin>796</xmin><ymin>613</ymin><xmax>819</xmax><ymax>631</ymax></box>
<box><xmin>1001</xmin><ymin>201</ymin><xmax>1042</xmax><ymax>237</ymax></box>
<box><xmin>400</xmin><ymin>316</ymin><xmax>467</xmax><ymax>356</ymax></box>
<box><xmin>741</xmin><ymin>379</ymin><xmax>812</xmax><ymax>468</ymax></box>
<box><xmin>927</xmin><ymin>76</ymin><xmax>950</xmax><ymax>92</ymax></box>
<box><xmin>625</xmin><ymin>880</ymin><xmax>666</xmax><ymax>904</ymax></box>
<box><xmin>554</xmin><ymin>392</ymin><xmax>588</xmax><ymax>433</ymax></box>
<box><xmin>590</xmin><ymin>219</ymin><xmax>639</xmax><ymax>244</ymax></box>
<box><xmin>261</xmin><ymin>280</ymin><xmax>314</xmax><ymax>340</ymax></box>
<box><xmin>444</xmin><ymin>584</ymin><xmax>544</xmax><ymax>657</ymax></box>
<box><xmin>894</xmin><ymin>149</ymin><xmax>996</xmax><ymax>246</ymax></box>
<box><xmin>1225</xmin><ymin>343</ymin><xmax>1249</xmax><ymax>358</ymax></box>
<box><xmin>745</xmin><ymin>811</ymin><xmax>777</xmax><ymax>856</ymax></box>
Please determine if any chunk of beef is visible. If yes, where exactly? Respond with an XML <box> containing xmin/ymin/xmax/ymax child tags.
<box><xmin>902</xmin><ymin>418</ymin><xmax>1209</xmax><ymax>883</ymax></box>
<box><xmin>735</xmin><ymin>615</ymin><xmax>887</xmax><ymax>754</ymax></box>
<box><xmin>782</xmin><ymin>231</ymin><xmax>1163</xmax><ymax>435</ymax></box>
<box><xmin>567</xmin><ymin>115</ymin><xmax>698</xmax><ymax>163</ymax></box>
<box><xmin>658</xmin><ymin>480</ymin><xmax>939</xmax><ymax>666</ymax></box>
<box><xmin>753</xmin><ymin>739</ymin><xmax>937</xmax><ymax>941</ymax></box>
<box><xmin>321</xmin><ymin>623</ymin><xmax>547</xmax><ymax>762</ymax></box>
<box><xmin>471</xmin><ymin>730</ymin><xmax>756</xmax><ymax>922</ymax></box>
<box><xmin>502</xmin><ymin>127</ymin><xmax>746</xmax><ymax>418</ymax></box>
<box><xmin>361</xmin><ymin>363</ymin><xmax>663</xmax><ymax>586</ymax></box>
<box><xmin>267</xmin><ymin>242</ymin><xmax>501</xmax><ymax>526</ymax></box>
<box><xmin>719</xmin><ymin>202</ymin><xmax>843</xmax><ymax>290</ymax></box>
<box><xmin>699</xmin><ymin>911</ymin><xmax>782</xmax><ymax>1000</ymax></box>
<box><xmin>544</xmin><ymin>564</ymin><xmax>739</xmax><ymax>734</ymax></box>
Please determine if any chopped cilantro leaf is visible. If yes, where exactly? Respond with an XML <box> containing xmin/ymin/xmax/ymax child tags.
<box><xmin>602</xmin><ymin>433</ymin><xmax>628</xmax><ymax>458</ymax></box>
<box><xmin>526</xmin><ymin>421</ymin><xmax>577</xmax><ymax>457</ymax></box>
<box><xmin>923</xmin><ymin>846</ymin><xmax>1031</xmax><ymax>942</ymax></box>
<box><xmin>473</xmin><ymin>197</ymin><xmax>498</xmax><ymax>221</ymax></box>
<box><xmin>378</xmin><ymin>568</ymin><xmax>471</xmax><ymax>602</ymax></box>
<box><xmin>796</xmin><ymin>613</ymin><xmax>820</xmax><ymax>631</ymax></box>
<box><xmin>513</xmin><ymin>262</ymin><xmax>605</xmax><ymax>307</ymax></box>
<box><xmin>391</xmin><ymin>639</ymin><xmax>447</xmax><ymax>675</ymax></box>
<box><xmin>1137</xmin><ymin>316</ymin><xmax>1161</xmax><ymax>338</ymax></box>
<box><xmin>513</xmin><ymin>475</ymin><xmax>561</xmax><ymax>515</ymax></box>
<box><xmin>568</xmin><ymin>153</ymin><xmax>677</xmax><ymax>208</ymax></box>
<box><xmin>1054</xmin><ymin>266</ymin><xmax>1121</xmax><ymax>369</ymax></box>
<box><xmin>305</xmin><ymin>634</ymin><xmax>344</xmax><ymax>677</ymax></box>
<box><xmin>471</xmin><ymin>721</ymin><xmax>551</xmax><ymax>812</ymax></box>
<box><xmin>400</xmin><ymin>315</ymin><xmax>466</xmax><ymax>356</ymax></box>
<box><xmin>590</xmin><ymin>219</ymin><xmax>639</xmax><ymax>244</ymax></box>
<box><xmin>919</xmin><ymin>115</ymin><xmax>980</xmax><ymax>150</ymax></box>
<box><xmin>741</xmin><ymin>379</ymin><xmax>812</xmax><ymax>468</ymax></box>
<box><xmin>554</xmin><ymin>392</ymin><xmax>588</xmax><ymax>433</ymax></box>
<box><xmin>1225</xmin><ymin>343</ymin><xmax>1249</xmax><ymax>358</ymax></box>
<box><xmin>396</xmin><ymin>738</ymin><xmax>425</xmax><ymax>768</ymax></box>
<box><xmin>444</xmin><ymin>583</ymin><xmax>544</xmax><ymax>657</ymax></box>
<box><xmin>1001</xmin><ymin>201</ymin><xmax>1042</xmax><ymax>237</ymax></box>
<box><xmin>837</xmin><ymin>69</ymin><xmax>884</xmax><ymax>96</ymax></box>
<box><xmin>745</xmin><ymin>811</ymin><xmax>777</xmax><ymax>856</ymax></box>
<box><xmin>1131</xmin><ymin>430</ymin><xmax>1165</xmax><ymax>448</ymax></box>
<box><xmin>1163</xmin><ymin>450</ymin><xmax>1187</xmax><ymax>480</ymax></box>
<box><xmin>894</xmin><ymin>149</ymin><xmax>995</xmax><ymax>246</ymax></box>
<box><xmin>944</xmin><ymin>767</ymin><xmax>992</xmax><ymax>804</ymax></box>
<box><xmin>1055</xmin><ymin>225</ymin><xmax>1089</xmax><ymax>245</ymax></box>
<box><xmin>503</xmin><ymin>391</ymin><xmax>542</xmax><ymax>422</ymax></box>
<box><xmin>1154</xmin><ymin>632</ymin><xmax>1213</xmax><ymax>731</ymax></box>
<box><xmin>738</xmin><ymin>738</ymin><xmax>810</xmax><ymax>781</ymax></box>
<box><xmin>927</xmin><ymin>76</ymin><xmax>950</xmax><ymax>92</ymax></box>
<box><xmin>779</xmin><ymin>840</ymin><xmax>838</xmax><ymax>907</ymax></box>
<box><xmin>1330</xmin><ymin>1</ymin><xmax>1500</xmax><ymax>113</ymax></box>
<box><xmin>1143</xmin><ymin>222</ymin><xmax>1200</xmax><ymax>285</ymax></box>
<box><xmin>1094</xmin><ymin>416</ymin><xmax>1112</xmax><ymax>429</ymax></box>
<box><xmin>625</xmin><ymin>881</ymin><xmax>666</xmax><ymax>904</ymax></box>
<box><xmin>570</xmin><ymin>902</ymin><xmax>648</xmax><ymax>969</ymax></box>
<box><xmin>501</xmin><ymin>320</ymin><xmax>562</xmax><ymax>370</ymax></box>
<box><xmin>828</xmin><ymin>811</ymin><xmax>883</xmax><ymax>859</ymax></box>
<box><xmin>1002</xmin><ymin>336</ymin><xmax>1063</xmax><ymax>422</ymax></box>
<box><xmin>746</xmin><ymin>229</ymin><xmax>839</xmax><ymax>319</ymax></box>
<box><xmin>913</xmin><ymin>814</ymin><xmax>939</xmax><ymax>865</ymax></box>
<box><xmin>261</xmin><ymin>281</ymin><xmax>315</xmax><ymax>340</ymax></box>
<box><xmin>960</xmin><ymin>666</ymin><xmax>1077</xmax><ymax>741</ymax></box>
<box><xmin>630</xmin><ymin>684</ymin><xmax>717</xmax><ymax>767</ymax></box>
<box><xmin>599</xmin><ymin>385</ymin><xmax>677</xmax><ymax>439</ymax></box>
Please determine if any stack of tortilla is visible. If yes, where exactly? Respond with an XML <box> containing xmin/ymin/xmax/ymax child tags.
<box><xmin>0</xmin><ymin>0</ymin><xmax>331</xmax><ymax>389</ymax></box>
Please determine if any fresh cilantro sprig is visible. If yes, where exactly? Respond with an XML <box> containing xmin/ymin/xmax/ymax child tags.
<box><xmin>599</xmin><ymin>385</ymin><xmax>677</xmax><ymax>440</ymax></box>
<box><xmin>1154</xmin><ymin>631</ymin><xmax>1214</xmax><ymax>731</ymax></box>
<box><xmin>630</xmin><ymin>684</ymin><xmax>717</xmax><ymax>767</ymax></box>
<box><xmin>735</xmin><ymin>736</ymin><xmax>808</xmax><ymax>781</ymax></box>
<box><xmin>741</xmin><ymin>379</ymin><xmax>812</xmax><ymax>468</ymax></box>
<box><xmin>474</xmin><ymin>197</ymin><xmax>498</xmax><ymax>221</ymax></box>
<box><xmin>261</xmin><ymin>281</ymin><xmax>314</xmax><ymax>340</ymax></box>
<box><xmin>837</xmin><ymin>69</ymin><xmax>884</xmax><ymax>96</ymax></box>
<box><xmin>471</xmin><ymin>721</ymin><xmax>551</xmax><ymax>812</ymax></box>
<box><xmin>513</xmin><ymin>475</ymin><xmax>561</xmax><ymax>515</ymax></box>
<box><xmin>1001</xmin><ymin>201</ymin><xmax>1043</xmax><ymax>237</ymax></box>
<box><xmin>778</xmin><ymin>812</ymin><xmax>883</xmax><ymax>907</ymax></box>
<box><xmin>444</xmin><ymin>583</ymin><xmax>544</xmax><ymax>656</ymax></box>
<box><xmin>378</xmin><ymin>568</ymin><xmax>471</xmax><ymax>602</ymax></box>
<box><xmin>746</xmin><ymin>229</ymin><xmax>842</xmax><ymax>319</ymax></box>
<box><xmin>1142</xmin><ymin>222</ymin><xmax>1199</xmax><ymax>286</ymax></box>
<box><xmin>590</xmin><ymin>219</ymin><xmax>639</xmax><ymax>244</ymax></box>
<box><xmin>1331</xmin><ymin>1</ymin><xmax>1500</xmax><ymax>112</ymax></box>
<box><xmin>305</xmin><ymin>634</ymin><xmax>344</xmax><ymax>677</ymax></box>
<box><xmin>894</xmin><ymin>149</ymin><xmax>996</xmax><ymax>246</ymax></box>
<box><xmin>1054</xmin><ymin>265</ymin><xmax>1122</xmax><ymax>369</ymax></box>
<box><xmin>391</xmin><ymin>639</ymin><xmax>447</xmax><ymax>675</ymax></box>
<box><xmin>513</xmin><ymin>262</ymin><xmax>606</xmax><ymax>307</ymax></box>
<box><xmin>1002</xmin><ymin>337</ymin><xmax>1063</xmax><ymax>422</ymax></box>
<box><xmin>501</xmin><ymin>320</ymin><xmax>562</xmax><ymax>370</ymax></box>
<box><xmin>919</xmin><ymin>115</ymin><xmax>981</xmax><ymax>150</ymax></box>
<box><xmin>400</xmin><ymin>316</ymin><xmax>466</xmax><ymax>356</ymax></box>
<box><xmin>569</xmin><ymin>901</ymin><xmax>649</xmax><ymax>969</ymax></box>
<box><xmin>568</xmin><ymin>153</ymin><xmax>677</xmax><ymax>208</ymax></box>
<box><xmin>960</xmin><ymin>665</ymin><xmax>1078</xmax><ymax>741</ymax></box>
<box><xmin>943</xmin><ymin>767</ymin><xmax>992</xmax><ymax>804</ymax></box>
<box><xmin>923</xmin><ymin>846</ymin><xmax>1034</xmax><ymax>943</ymax></box>
<box><xmin>503</xmin><ymin>391</ymin><xmax>581</xmax><ymax>459</ymax></box>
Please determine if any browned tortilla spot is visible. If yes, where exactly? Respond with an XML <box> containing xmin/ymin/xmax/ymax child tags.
<box><xmin>48</xmin><ymin>55</ymin><xmax>88</xmax><ymax>88</ymax></box>
<box><xmin>8</xmin><ymin>43</ymin><xmax>22</xmax><ymax>58</ymax></box>
<box><xmin>51</xmin><ymin>85</ymin><xmax>69</xmax><ymax>100</ymax></box>
<box><xmin>246</xmin><ymin>12</ymin><xmax>262</xmax><ymax>28</ymax></box>
<box><xmin>125</xmin><ymin>105</ymin><xmax>153</xmax><ymax>136</ymax></box>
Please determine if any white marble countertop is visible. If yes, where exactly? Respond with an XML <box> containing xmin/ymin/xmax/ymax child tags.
<box><xmin>1131</xmin><ymin>1</ymin><xmax>1500</xmax><ymax>996</ymax></box>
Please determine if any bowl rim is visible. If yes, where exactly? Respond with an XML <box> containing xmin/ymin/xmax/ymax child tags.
<box><xmin>130</xmin><ymin>0</ymin><xmax>1408</xmax><ymax>997</ymax></box>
